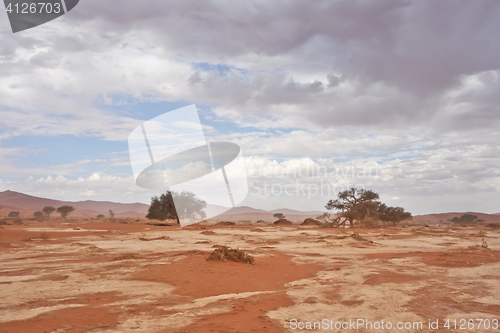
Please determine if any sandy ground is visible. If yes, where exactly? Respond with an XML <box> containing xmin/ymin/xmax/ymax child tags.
<box><xmin>1</xmin><ymin>219</ymin><xmax>500</xmax><ymax>333</ymax></box>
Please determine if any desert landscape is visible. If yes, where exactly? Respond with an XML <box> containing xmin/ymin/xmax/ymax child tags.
<box><xmin>2</xmin><ymin>1</ymin><xmax>500</xmax><ymax>332</ymax></box>
<box><xmin>1</xmin><ymin>192</ymin><xmax>500</xmax><ymax>333</ymax></box>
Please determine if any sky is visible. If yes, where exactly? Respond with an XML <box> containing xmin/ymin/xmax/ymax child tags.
<box><xmin>0</xmin><ymin>0</ymin><xmax>499</xmax><ymax>215</ymax></box>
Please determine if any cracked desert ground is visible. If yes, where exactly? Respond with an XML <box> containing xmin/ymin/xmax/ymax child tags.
<box><xmin>1</xmin><ymin>220</ymin><xmax>500</xmax><ymax>333</ymax></box>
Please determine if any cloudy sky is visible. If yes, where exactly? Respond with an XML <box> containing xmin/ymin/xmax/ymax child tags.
<box><xmin>0</xmin><ymin>0</ymin><xmax>499</xmax><ymax>215</ymax></box>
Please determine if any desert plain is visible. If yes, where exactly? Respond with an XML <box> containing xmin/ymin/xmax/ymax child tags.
<box><xmin>1</xmin><ymin>218</ymin><xmax>500</xmax><ymax>333</ymax></box>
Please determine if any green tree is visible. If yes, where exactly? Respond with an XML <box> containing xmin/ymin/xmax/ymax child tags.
<box><xmin>109</xmin><ymin>210</ymin><xmax>115</xmax><ymax>220</ymax></box>
<box><xmin>8</xmin><ymin>211</ymin><xmax>20</xmax><ymax>218</ymax></box>
<box><xmin>146</xmin><ymin>191</ymin><xmax>207</xmax><ymax>224</ymax></box>
<box><xmin>57</xmin><ymin>206</ymin><xmax>75</xmax><ymax>219</ymax></box>
<box><xmin>325</xmin><ymin>188</ymin><xmax>380</xmax><ymax>228</ymax></box>
<box><xmin>377</xmin><ymin>203</ymin><xmax>412</xmax><ymax>226</ymax></box>
<box><xmin>96</xmin><ymin>214</ymin><xmax>105</xmax><ymax>219</ymax></box>
<box><xmin>33</xmin><ymin>211</ymin><xmax>43</xmax><ymax>219</ymax></box>
<box><xmin>273</xmin><ymin>213</ymin><xmax>285</xmax><ymax>220</ymax></box>
<box><xmin>450</xmin><ymin>214</ymin><xmax>478</xmax><ymax>223</ymax></box>
<box><xmin>42</xmin><ymin>206</ymin><xmax>56</xmax><ymax>218</ymax></box>
<box><xmin>461</xmin><ymin>214</ymin><xmax>478</xmax><ymax>223</ymax></box>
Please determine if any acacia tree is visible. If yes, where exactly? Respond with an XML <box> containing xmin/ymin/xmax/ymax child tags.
<box><xmin>325</xmin><ymin>188</ymin><xmax>412</xmax><ymax>228</ymax></box>
<box><xmin>449</xmin><ymin>214</ymin><xmax>478</xmax><ymax>223</ymax></box>
<box><xmin>146</xmin><ymin>191</ymin><xmax>207</xmax><ymax>224</ymax></box>
<box><xmin>57</xmin><ymin>206</ymin><xmax>75</xmax><ymax>220</ymax></box>
<box><xmin>8</xmin><ymin>211</ymin><xmax>20</xmax><ymax>218</ymax></box>
<box><xmin>377</xmin><ymin>203</ymin><xmax>412</xmax><ymax>226</ymax></box>
<box><xmin>325</xmin><ymin>188</ymin><xmax>380</xmax><ymax>228</ymax></box>
<box><xmin>42</xmin><ymin>206</ymin><xmax>56</xmax><ymax>218</ymax></box>
<box><xmin>460</xmin><ymin>214</ymin><xmax>478</xmax><ymax>223</ymax></box>
<box><xmin>273</xmin><ymin>213</ymin><xmax>285</xmax><ymax>220</ymax></box>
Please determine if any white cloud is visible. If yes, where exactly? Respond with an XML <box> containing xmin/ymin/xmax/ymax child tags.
<box><xmin>0</xmin><ymin>1</ymin><xmax>499</xmax><ymax>213</ymax></box>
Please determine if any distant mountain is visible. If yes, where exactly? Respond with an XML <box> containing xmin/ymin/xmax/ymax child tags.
<box><xmin>216</xmin><ymin>206</ymin><xmax>325</xmax><ymax>222</ymax></box>
<box><xmin>0</xmin><ymin>190</ymin><xmax>324</xmax><ymax>221</ymax></box>
<box><xmin>0</xmin><ymin>190</ymin><xmax>149</xmax><ymax>217</ymax></box>
<box><xmin>414</xmin><ymin>212</ymin><xmax>500</xmax><ymax>224</ymax></box>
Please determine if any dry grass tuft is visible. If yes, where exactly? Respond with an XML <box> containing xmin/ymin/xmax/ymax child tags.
<box><xmin>40</xmin><ymin>232</ymin><xmax>50</xmax><ymax>240</ymax></box>
<box><xmin>469</xmin><ymin>239</ymin><xmax>489</xmax><ymax>249</ymax></box>
<box><xmin>207</xmin><ymin>246</ymin><xmax>255</xmax><ymax>264</ymax></box>
<box><xmin>350</xmin><ymin>232</ymin><xmax>374</xmax><ymax>244</ymax></box>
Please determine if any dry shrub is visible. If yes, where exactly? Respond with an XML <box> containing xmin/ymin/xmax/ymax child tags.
<box><xmin>469</xmin><ymin>239</ymin><xmax>489</xmax><ymax>249</ymax></box>
<box><xmin>350</xmin><ymin>232</ymin><xmax>374</xmax><ymax>243</ymax></box>
<box><xmin>216</xmin><ymin>221</ymin><xmax>236</xmax><ymax>226</ymax></box>
<box><xmin>207</xmin><ymin>246</ymin><xmax>255</xmax><ymax>264</ymax></box>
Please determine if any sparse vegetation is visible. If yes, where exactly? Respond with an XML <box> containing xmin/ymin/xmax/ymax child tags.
<box><xmin>42</xmin><ymin>206</ymin><xmax>56</xmax><ymax>218</ymax></box>
<box><xmin>469</xmin><ymin>239</ymin><xmax>489</xmax><ymax>249</ymax></box>
<box><xmin>324</xmin><ymin>188</ymin><xmax>411</xmax><ymax>228</ymax></box>
<box><xmin>109</xmin><ymin>210</ymin><xmax>115</xmax><ymax>220</ymax></box>
<box><xmin>33</xmin><ymin>211</ymin><xmax>43</xmax><ymax>218</ymax></box>
<box><xmin>96</xmin><ymin>214</ymin><xmax>105</xmax><ymax>219</ymax></box>
<box><xmin>273</xmin><ymin>213</ymin><xmax>285</xmax><ymax>220</ymax></box>
<box><xmin>377</xmin><ymin>203</ymin><xmax>412</xmax><ymax>227</ymax></box>
<box><xmin>22</xmin><ymin>232</ymin><xmax>50</xmax><ymax>242</ymax></box>
<box><xmin>57</xmin><ymin>206</ymin><xmax>75</xmax><ymax>219</ymax></box>
<box><xmin>207</xmin><ymin>246</ymin><xmax>255</xmax><ymax>264</ymax></box>
<box><xmin>449</xmin><ymin>214</ymin><xmax>480</xmax><ymax>223</ymax></box>
<box><xmin>147</xmin><ymin>191</ymin><xmax>206</xmax><ymax>224</ymax></box>
<box><xmin>8</xmin><ymin>211</ymin><xmax>20</xmax><ymax>218</ymax></box>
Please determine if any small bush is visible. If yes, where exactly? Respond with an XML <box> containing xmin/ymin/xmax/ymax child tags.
<box><xmin>482</xmin><ymin>239</ymin><xmax>489</xmax><ymax>248</ymax></box>
<box><xmin>40</xmin><ymin>232</ymin><xmax>50</xmax><ymax>240</ymax></box>
<box><xmin>207</xmin><ymin>246</ymin><xmax>255</xmax><ymax>264</ymax></box>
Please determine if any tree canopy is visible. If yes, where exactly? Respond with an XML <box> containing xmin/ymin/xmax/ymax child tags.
<box><xmin>57</xmin><ymin>206</ymin><xmax>75</xmax><ymax>219</ymax></box>
<box><xmin>42</xmin><ymin>206</ymin><xmax>56</xmax><ymax>218</ymax></box>
<box><xmin>8</xmin><ymin>211</ymin><xmax>20</xmax><ymax>218</ymax></box>
<box><xmin>449</xmin><ymin>214</ymin><xmax>479</xmax><ymax>223</ymax></box>
<box><xmin>377</xmin><ymin>203</ymin><xmax>412</xmax><ymax>227</ymax></box>
<box><xmin>273</xmin><ymin>213</ymin><xmax>285</xmax><ymax>220</ymax></box>
<box><xmin>325</xmin><ymin>188</ymin><xmax>411</xmax><ymax>228</ymax></box>
<box><xmin>325</xmin><ymin>188</ymin><xmax>380</xmax><ymax>227</ymax></box>
<box><xmin>146</xmin><ymin>191</ymin><xmax>207</xmax><ymax>224</ymax></box>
